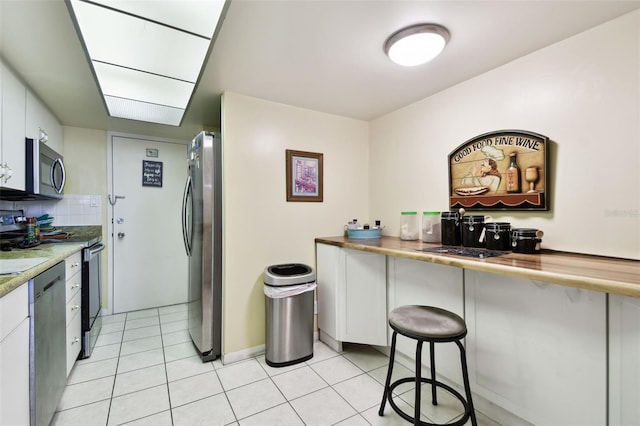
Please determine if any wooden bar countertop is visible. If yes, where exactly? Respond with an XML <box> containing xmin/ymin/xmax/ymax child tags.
<box><xmin>315</xmin><ymin>236</ymin><xmax>640</xmax><ymax>298</ymax></box>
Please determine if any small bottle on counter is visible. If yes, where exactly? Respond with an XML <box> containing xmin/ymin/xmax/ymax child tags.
<box><xmin>26</xmin><ymin>217</ymin><xmax>37</xmax><ymax>243</ymax></box>
<box><xmin>400</xmin><ymin>211</ymin><xmax>419</xmax><ymax>240</ymax></box>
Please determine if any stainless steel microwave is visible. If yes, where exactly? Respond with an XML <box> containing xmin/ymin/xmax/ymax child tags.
<box><xmin>26</xmin><ymin>138</ymin><xmax>66</xmax><ymax>199</ymax></box>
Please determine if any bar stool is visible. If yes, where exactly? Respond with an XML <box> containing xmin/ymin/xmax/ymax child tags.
<box><xmin>378</xmin><ymin>305</ymin><xmax>477</xmax><ymax>426</ymax></box>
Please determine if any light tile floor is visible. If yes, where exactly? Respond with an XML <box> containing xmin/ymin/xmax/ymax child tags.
<box><xmin>52</xmin><ymin>303</ymin><xmax>501</xmax><ymax>426</ymax></box>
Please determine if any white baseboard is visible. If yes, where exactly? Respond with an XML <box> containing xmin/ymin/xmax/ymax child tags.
<box><xmin>222</xmin><ymin>331</ymin><xmax>321</xmax><ymax>366</ymax></box>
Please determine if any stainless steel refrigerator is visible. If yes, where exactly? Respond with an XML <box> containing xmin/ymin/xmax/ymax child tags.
<box><xmin>182</xmin><ymin>131</ymin><xmax>222</xmax><ymax>362</ymax></box>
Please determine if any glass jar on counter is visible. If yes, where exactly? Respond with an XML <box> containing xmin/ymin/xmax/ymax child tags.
<box><xmin>441</xmin><ymin>211</ymin><xmax>461</xmax><ymax>246</ymax></box>
<box><xmin>400</xmin><ymin>211</ymin><xmax>419</xmax><ymax>240</ymax></box>
<box><xmin>511</xmin><ymin>228</ymin><xmax>543</xmax><ymax>254</ymax></box>
<box><xmin>461</xmin><ymin>215</ymin><xmax>487</xmax><ymax>248</ymax></box>
<box><xmin>485</xmin><ymin>222</ymin><xmax>512</xmax><ymax>250</ymax></box>
<box><xmin>422</xmin><ymin>211</ymin><xmax>441</xmax><ymax>243</ymax></box>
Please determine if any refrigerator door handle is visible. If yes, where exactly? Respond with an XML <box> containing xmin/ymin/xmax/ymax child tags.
<box><xmin>181</xmin><ymin>174</ymin><xmax>193</xmax><ymax>256</ymax></box>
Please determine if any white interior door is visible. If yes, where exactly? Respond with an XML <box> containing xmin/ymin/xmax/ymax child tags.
<box><xmin>110</xmin><ymin>135</ymin><xmax>187</xmax><ymax>314</ymax></box>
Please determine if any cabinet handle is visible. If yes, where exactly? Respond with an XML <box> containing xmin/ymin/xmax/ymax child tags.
<box><xmin>72</xmin><ymin>337</ymin><xmax>80</xmax><ymax>344</ymax></box>
<box><xmin>72</xmin><ymin>304</ymin><xmax>79</xmax><ymax>311</ymax></box>
<box><xmin>70</xmin><ymin>262</ymin><xmax>80</xmax><ymax>268</ymax></box>
<box><xmin>71</xmin><ymin>283</ymin><xmax>80</xmax><ymax>289</ymax></box>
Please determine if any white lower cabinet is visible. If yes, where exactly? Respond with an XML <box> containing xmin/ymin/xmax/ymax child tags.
<box><xmin>0</xmin><ymin>284</ymin><xmax>30</xmax><ymax>426</ymax></box>
<box><xmin>609</xmin><ymin>294</ymin><xmax>640</xmax><ymax>425</ymax></box>
<box><xmin>387</xmin><ymin>257</ymin><xmax>464</xmax><ymax>385</ymax></box>
<box><xmin>465</xmin><ymin>270</ymin><xmax>607</xmax><ymax>426</ymax></box>
<box><xmin>339</xmin><ymin>248</ymin><xmax>387</xmax><ymax>345</ymax></box>
<box><xmin>316</xmin><ymin>243</ymin><xmax>387</xmax><ymax>349</ymax></box>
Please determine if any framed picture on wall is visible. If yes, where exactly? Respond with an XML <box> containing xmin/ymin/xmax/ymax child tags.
<box><xmin>448</xmin><ymin>129</ymin><xmax>549</xmax><ymax>210</ymax></box>
<box><xmin>286</xmin><ymin>149</ymin><xmax>323</xmax><ymax>202</ymax></box>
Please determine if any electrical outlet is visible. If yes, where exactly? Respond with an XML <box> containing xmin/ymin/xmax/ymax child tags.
<box><xmin>90</xmin><ymin>196</ymin><xmax>98</xmax><ymax>207</ymax></box>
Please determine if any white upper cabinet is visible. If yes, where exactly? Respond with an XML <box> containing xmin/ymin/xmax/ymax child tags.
<box><xmin>26</xmin><ymin>90</ymin><xmax>63</xmax><ymax>154</ymax></box>
<box><xmin>0</xmin><ymin>62</ymin><xmax>26</xmax><ymax>191</ymax></box>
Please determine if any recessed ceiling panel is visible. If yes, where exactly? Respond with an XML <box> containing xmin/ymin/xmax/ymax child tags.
<box><xmin>90</xmin><ymin>0</ymin><xmax>225</xmax><ymax>38</ymax></box>
<box><xmin>93</xmin><ymin>62</ymin><xmax>194</xmax><ymax>108</ymax></box>
<box><xmin>70</xmin><ymin>0</ymin><xmax>210</xmax><ymax>82</ymax></box>
<box><xmin>105</xmin><ymin>96</ymin><xmax>184</xmax><ymax>126</ymax></box>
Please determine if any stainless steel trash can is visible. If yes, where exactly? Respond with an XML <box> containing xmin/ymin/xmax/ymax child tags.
<box><xmin>264</xmin><ymin>263</ymin><xmax>316</xmax><ymax>367</ymax></box>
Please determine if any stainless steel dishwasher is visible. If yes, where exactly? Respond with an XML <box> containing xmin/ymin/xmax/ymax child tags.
<box><xmin>29</xmin><ymin>261</ymin><xmax>66</xmax><ymax>426</ymax></box>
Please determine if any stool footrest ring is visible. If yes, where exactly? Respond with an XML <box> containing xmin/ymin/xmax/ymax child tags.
<box><xmin>386</xmin><ymin>377</ymin><xmax>472</xmax><ymax>426</ymax></box>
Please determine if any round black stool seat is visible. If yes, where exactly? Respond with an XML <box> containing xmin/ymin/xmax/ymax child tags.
<box><xmin>379</xmin><ymin>305</ymin><xmax>477</xmax><ymax>426</ymax></box>
<box><xmin>389</xmin><ymin>305</ymin><xmax>467</xmax><ymax>342</ymax></box>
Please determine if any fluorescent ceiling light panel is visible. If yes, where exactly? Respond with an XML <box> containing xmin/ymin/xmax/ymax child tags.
<box><xmin>93</xmin><ymin>62</ymin><xmax>194</xmax><ymax>108</ymax></box>
<box><xmin>90</xmin><ymin>0</ymin><xmax>225</xmax><ymax>38</ymax></box>
<box><xmin>71</xmin><ymin>0</ymin><xmax>210</xmax><ymax>82</ymax></box>
<box><xmin>68</xmin><ymin>0</ymin><xmax>226</xmax><ymax>126</ymax></box>
<box><xmin>105</xmin><ymin>96</ymin><xmax>184</xmax><ymax>126</ymax></box>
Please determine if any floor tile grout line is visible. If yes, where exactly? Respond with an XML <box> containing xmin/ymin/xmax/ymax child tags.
<box><xmin>104</xmin><ymin>310</ymin><xmax>127</xmax><ymax>426</ymax></box>
<box><xmin>157</xmin><ymin>312</ymin><xmax>176</xmax><ymax>426</ymax></box>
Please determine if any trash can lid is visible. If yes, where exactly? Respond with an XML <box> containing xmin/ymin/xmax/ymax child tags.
<box><xmin>264</xmin><ymin>263</ymin><xmax>315</xmax><ymax>286</ymax></box>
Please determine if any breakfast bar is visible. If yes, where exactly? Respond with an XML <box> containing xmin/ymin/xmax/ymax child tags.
<box><xmin>315</xmin><ymin>236</ymin><xmax>640</xmax><ymax>426</ymax></box>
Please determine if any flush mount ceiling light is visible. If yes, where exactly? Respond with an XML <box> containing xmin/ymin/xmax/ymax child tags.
<box><xmin>67</xmin><ymin>0</ymin><xmax>226</xmax><ymax>126</ymax></box>
<box><xmin>384</xmin><ymin>23</ymin><xmax>450</xmax><ymax>67</ymax></box>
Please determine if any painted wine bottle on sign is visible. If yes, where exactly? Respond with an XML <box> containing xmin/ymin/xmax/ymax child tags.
<box><xmin>506</xmin><ymin>151</ymin><xmax>521</xmax><ymax>193</ymax></box>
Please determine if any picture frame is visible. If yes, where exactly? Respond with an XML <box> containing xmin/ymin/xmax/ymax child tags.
<box><xmin>448</xmin><ymin>129</ymin><xmax>549</xmax><ymax>210</ymax></box>
<box><xmin>286</xmin><ymin>149</ymin><xmax>323</xmax><ymax>202</ymax></box>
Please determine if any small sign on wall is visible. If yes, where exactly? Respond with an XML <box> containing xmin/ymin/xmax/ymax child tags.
<box><xmin>142</xmin><ymin>160</ymin><xmax>163</xmax><ymax>187</ymax></box>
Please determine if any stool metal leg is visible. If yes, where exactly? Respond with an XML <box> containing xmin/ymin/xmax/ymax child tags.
<box><xmin>415</xmin><ymin>340</ymin><xmax>423</xmax><ymax>426</ymax></box>
<box><xmin>378</xmin><ymin>331</ymin><xmax>398</xmax><ymax>416</ymax></box>
<box><xmin>429</xmin><ymin>341</ymin><xmax>437</xmax><ymax>405</ymax></box>
<box><xmin>456</xmin><ymin>340</ymin><xmax>478</xmax><ymax>426</ymax></box>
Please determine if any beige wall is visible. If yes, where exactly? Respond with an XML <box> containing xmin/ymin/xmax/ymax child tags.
<box><xmin>370</xmin><ymin>10</ymin><xmax>640</xmax><ymax>260</ymax></box>
<box><xmin>222</xmin><ymin>92</ymin><xmax>369</xmax><ymax>354</ymax></box>
<box><xmin>62</xmin><ymin>126</ymin><xmax>110</xmax><ymax>306</ymax></box>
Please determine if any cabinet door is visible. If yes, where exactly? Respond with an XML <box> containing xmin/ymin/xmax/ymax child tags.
<box><xmin>0</xmin><ymin>318</ymin><xmax>30</xmax><ymax>426</ymax></box>
<box><xmin>26</xmin><ymin>90</ymin><xmax>63</xmax><ymax>154</ymax></box>
<box><xmin>388</xmin><ymin>258</ymin><xmax>464</xmax><ymax>384</ymax></box>
<box><xmin>609</xmin><ymin>294</ymin><xmax>640</xmax><ymax>425</ymax></box>
<box><xmin>66</xmin><ymin>309</ymin><xmax>82</xmax><ymax>376</ymax></box>
<box><xmin>0</xmin><ymin>62</ymin><xmax>26</xmax><ymax>191</ymax></box>
<box><xmin>465</xmin><ymin>271</ymin><xmax>606</xmax><ymax>426</ymax></box>
<box><xmin>339</xmin><ymin>248</ymin><xmax>387</xmax><ymax>346</ymax></box>
<box><xmin>316</xmin><ymin>243</ymin><xmax>342</xmax><ymax>347</ymax></box>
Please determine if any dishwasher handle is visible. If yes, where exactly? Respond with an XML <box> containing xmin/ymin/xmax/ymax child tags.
<box><xmin>84</xmin><ymin>243</ymin><xmax>105</xmax><ymax>262</ymax></box>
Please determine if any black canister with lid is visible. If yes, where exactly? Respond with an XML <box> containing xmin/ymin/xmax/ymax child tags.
<box><xmin>485</xmin><ymin>222</ymin><xmax>511</xmax><ymax>250</ymax></box>
<box><xmin>441</xmin><ymin>211</ymin><xmax>461</xmax><ymax>246</ymax></box>
<box><xmin>511</xmin><ymin>228</ymin><xmax>543</xmax><ymax>254</ymax></box>
<box><xmin>462</xmin><ymin>215</ymin><xmax>486</xmax><ymax>248</ymax></box>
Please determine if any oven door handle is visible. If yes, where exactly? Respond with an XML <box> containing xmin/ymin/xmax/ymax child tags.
<box><xmin>84</xmin><ymin>243</ymin><xmax>105</xmax><ymax>261</ymax></box>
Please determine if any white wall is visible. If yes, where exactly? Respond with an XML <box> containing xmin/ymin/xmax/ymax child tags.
<box><xmin>370</xmin><ymin>10</ymin><xmax>640</xmax><ymax>260</ymax></box>
<box><xmin>222</xmin><ymin>92</ymin><xmax>369</xmax><ymax>354</ymax></box>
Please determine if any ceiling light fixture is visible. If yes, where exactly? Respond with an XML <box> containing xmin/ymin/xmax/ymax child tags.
<box><xmin>67</xmin><ymin>0</ymin><xmax>226</xmax><ymax>126</ymax></box>
<box><xmin>384</xmin><ymin>23</ymin><xmax>450</xmax><ymax>67</ymax></box>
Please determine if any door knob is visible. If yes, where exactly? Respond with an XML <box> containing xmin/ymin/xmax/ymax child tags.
<box><xmin>118</xmin><ymin>232</ymin><xmax>125</xmax><ymax>238</ymax></box>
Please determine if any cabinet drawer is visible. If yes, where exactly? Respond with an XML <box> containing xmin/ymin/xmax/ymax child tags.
<box><xmin>0</xmin><ymin>283</ymin><xmax>28</xmax><ymax>341</ymax></box>
<box><xmin>66</xmin><ymin>310</ymin><xmax>82</xmax><ymax>376</ymax></box>
<box><xmin>66</xmin><ymin>290</ymin><xmax>81</xmax><ymax>327</ymax></box>
<box><xmin>66</xmin><ymin>273</ymin><xmax>81</xmax><ymax>304</ymax></box>
<box><xmin>65</xmin><ymin>251</ymin><xmax>82</xmax><ymax>281</ymax></box>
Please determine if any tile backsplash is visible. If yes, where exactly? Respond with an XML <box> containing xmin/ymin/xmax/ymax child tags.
<box><xmin>1</xmin><ymin>194</ymin><xmax>102</xmax><ymax>226</ymax></box>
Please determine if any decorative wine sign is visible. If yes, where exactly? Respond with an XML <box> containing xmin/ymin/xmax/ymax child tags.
<box><xmin>448</xmin><ymin>130</ymin><xmax>549</xmax><ymax>210</ymax></box>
